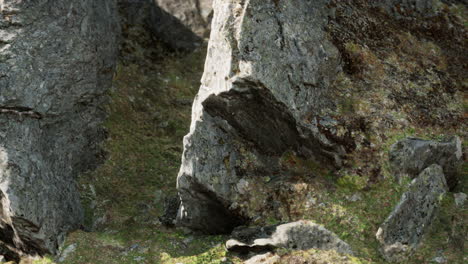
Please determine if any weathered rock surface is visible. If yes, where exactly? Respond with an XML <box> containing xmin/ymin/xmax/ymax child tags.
<box><xmin>226</xmin><ymin>221</ymin><xmax>353</xmax><ymax>255</ymax></box>
<box><xmin>376</xmin><ymin>164</ymin><xmax>448</xmax><ymax>262</ymax></box>
<box><xmin>389</xmin><ymin>137</ymin><xmax>462</xmax><ymax>189</ymax></box>
<box><xmin>0</xmin><ymin>0</ymin><xmax>119</xmax><ymax>258</ymax></box>
<box><xmin>154</xmin><ymin>0</ymin><xmax>213</xmax><ymax>38</ymax></box>
<box><xmin>176</xmin><ymin>0</ymin><xmax>348</xmax><ymax>234</ymax></box>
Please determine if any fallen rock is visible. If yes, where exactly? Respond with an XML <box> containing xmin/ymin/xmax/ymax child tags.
<box><xmin>226</xmin><ymin>221</ymin><xmax>353</xmax><ymax>256</ymax></box>
<box><xmin>177</xmin><ymin>0</ymin><xmax>347</xmax><ymax>234</ymax></box>
<box><xmin>389</xmin><ymin>137</ymin><xmax>462</xmax><ymax>189</ymax></box>
<box><xmin>376</xmin><ymin>164</ymin><xmax>448</xmax><ymax>262</ymax></box>
<box><xmin>0</xmin><ymin>0</ymin><xmax>119</xmax><ymax>258</ymax></box>
<box><xmin>454</xmin><ymin>193</ymin><xmax>466</xmax><ymax>208</ymax></box>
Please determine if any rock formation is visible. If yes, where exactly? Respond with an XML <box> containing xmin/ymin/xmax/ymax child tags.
<box><xmin>177</xmin><ymin>0</ymin><xmax>466</xmax><ymax>235</ymax></box>
<box><xmin>0</xmin><ymin>0</ymin><xmax>119</xmax><ymax>258</ymax></box>
<box><xmin>376</xmin><ymin>164</ymin><xmax>448</xmax><ymax>262</ymax></box>
<box><xmin>389</xmin><ymin>137</ymin><xmax>462</xmax><ymax>189</ymax></box>
<box><xmin>226</xmin><ymin>221</ymin><xmax>353</xmax><ymax>255</ymax></box>
<box><xmin>176</xmin><ymin>0</ymin><xmax>349</xmax><ymax>234</ymax></box>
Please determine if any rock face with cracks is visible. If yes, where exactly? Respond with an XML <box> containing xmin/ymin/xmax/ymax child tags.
<box><xmin>376</xmin><ymin>164</ymin><xmax>449</xmax><ymax>262</ymax></box>
<box><xmin>176</xmin><ymin>0</ymin><xmax>348</xmax><ymax>234</ymax></box>
<box><xmin>389</xmin><ymin>137</ymin><xmax>462</xmax><ymax>190</ymax></box>
<box><xmin>226</xmin><ymin>221</ymin><xmax>353</xmax><ymax>255</ymax></box>
<box><xmin>0</xmin><ymin>0</ymin><xmax>119</xmax><ymax>258</ymax></box>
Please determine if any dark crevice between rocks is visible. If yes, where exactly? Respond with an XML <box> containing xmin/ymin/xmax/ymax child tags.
<box><xmin>0</xmin><ymin>223</ymin><xmax>20</xmax><ymax>262</ymax></box>
<box><xmin>202</xmin><ymin>79</ymin><xmax>345</xmax><ymax>169</ymax></box>
<box><xmin>0</xmin><ymin>191</ymin><xmax>46</xmax><ymax>262</ymax></box>
<box><xmin>147</xmin><ymin>1</ymin><xmax>203</xmax><ymax>52</ymax></box>
<box><xmin>0</xmin><ymin>106</ymin><xmax>43</xmax><ymax>119</ymax></box>
<box><xmin>179</xmin><ymin>178</ymin><xmax>248</xmax><ymax>234</ymax></box>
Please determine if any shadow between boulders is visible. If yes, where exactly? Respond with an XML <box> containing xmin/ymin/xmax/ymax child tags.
<box><xmin>147</xmin><ymin>0</ymin><xmax>203</xmax><ymax>52</ymax></box>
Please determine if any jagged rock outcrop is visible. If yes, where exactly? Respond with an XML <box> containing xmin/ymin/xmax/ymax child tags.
<box><xmin>376</xmin><ymin>164</ymin><xmax>448</xmax><ymax>262</ymax></box>
<box><xmin>177</xmin><ymin>0</ymin><xmax>466</xmax><ymax>234</ymax></box>
<box><xmin>0</xmin><ymin>0</ymin><xmax>119</xmax><ymax>259</ymax></box>
<box><xmin>176</xmin><ymin>0</ymin><xmax>347</xmax><ymax>233</ymax></box>
<box><xmin>389</xmin><ymin>137</ymin><xmax>462</xmax><ymax>189</ymax></box>
<box><xmin>154</xmin><ymin>0</ymin><xmax>213</xmax><ymax>38</ymax></box>
<box><xmin>226</xmin><ymin>221</ymin><xmax>353</xmax><ymax>255</ymax></box>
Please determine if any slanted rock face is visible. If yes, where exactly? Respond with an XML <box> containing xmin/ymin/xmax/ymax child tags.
<box><xmin>389</xmin><ymin>137</ymin><xmax>462</xmax><ymax>189</ymax></box>
<box><xmin>0</xmin><ymin>0</ymin><xmax>119</xmax><ymax>258</ymax></box>
<box><xmin>376</xmin><ymin>164</ymin><xmax>448</xmax><ymax>262</ymax></box>
<box><xmin>154</xmin><ymin>0</ymin><xmax>213</xmax><ymax>38</ymax></box>
<box><xmin>226</xmin><ymin>221</ymin><xmax>353</xmax><ymax>255</ymax></box>
<box><xmin>176</xmin><ymin>0</ymin><xmax>348</xmax><ymax>233</ymax></box>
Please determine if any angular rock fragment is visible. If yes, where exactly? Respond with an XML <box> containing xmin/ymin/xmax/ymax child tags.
<box><xmin>389</xmin><ymin>136</ymin><xmax>462</xmax><ymax>189</ymax></box>
<box><xmin>0</xmin><ymin>0</ymin><xmax>119</xmax><ymax>258</ymax></box>
<box><xmin>226</xmin><ymin>221</ymin><xmax>353</xmax><ymax>256</ymax></box>
<box><xmin>177</xmin><ymin>0</ymin><xmax>347</xmax><ymax>234</ymax></box>
<box><xmin>376</xmin><ymin>164</ymin><xmax>448</xmax><ymax>262</ymax></box>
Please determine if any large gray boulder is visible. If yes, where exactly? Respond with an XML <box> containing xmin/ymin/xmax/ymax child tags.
<box><xmin>376</xmin><ymin>164</ymin><xmax>448</xmax><ymax>262</ymax></box>
<box><xmin>226</xmin><ymin>221</ymin><xmax>353</xmax><ymax>255</ymax></box>
<box><xmin>176</xmin><ymin>0</ymin><xmax>347</xmax><ymax>233</ymax></box>
<box><xmin>0</xmin><ymin>0</ymin><xmax>119</xmax><ymax>258</ymax></box>
<box><xmin>389</xmin><ymin>137</ymin><xmax>462</xmax><ymax>189</ymax></box>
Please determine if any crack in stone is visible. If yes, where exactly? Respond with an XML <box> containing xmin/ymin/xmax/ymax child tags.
<box><xmin>0</xmin><ymin>106</ymin><xmax>43</xmax><ymax>119</ymax></box>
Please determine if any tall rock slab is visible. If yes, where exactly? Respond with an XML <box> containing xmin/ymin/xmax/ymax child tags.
<box><xmin>0</xmin><ymin>0</ymin><xmax>119</xmax><ymax>258</ymax></box>
<box><xmin>176</xmin><ymin>0</ymin><xmax>347</xmax><ymax>233</ymax></box>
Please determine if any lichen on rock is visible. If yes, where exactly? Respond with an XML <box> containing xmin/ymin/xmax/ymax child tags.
<box><xmin>0</xmin><ymin>0</ymin><xmax>119</xmax><ymax>259</ymax></box>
